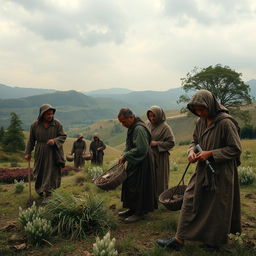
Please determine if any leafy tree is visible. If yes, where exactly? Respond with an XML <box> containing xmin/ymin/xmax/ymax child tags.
<box><xmin>0</xmin><ymin>126</ymin><xmax>5</xmax><ymax>144</ymax></box>
<box><xmin>178</xmin><ymin>64</ymin><xmax>252</xmax><ymax>123</ymax></box>
<box><xmin>2</xmin><ymin>112</ymin><xmax>25</xmax><ymax>152</ymax></box>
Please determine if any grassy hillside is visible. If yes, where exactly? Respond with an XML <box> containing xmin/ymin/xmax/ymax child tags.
<box><xmin>0</xmin><ymin>140</ymin><xmax>255</xmax><ymax>255</ymax></box>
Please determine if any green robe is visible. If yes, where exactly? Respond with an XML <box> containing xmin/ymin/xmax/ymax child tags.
<box><xmin>122</xmin><ymin>117</ymin><xmax>158</xmax><ymax>214</ymax></box>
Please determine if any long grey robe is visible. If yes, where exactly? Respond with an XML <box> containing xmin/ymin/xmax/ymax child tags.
<box><xmin>71</xmin><ymin>139</ymin><xmax>86</xmax><ymax>168</ymax></box>
<box><xmin>146</xmin><ymin>106</ymin><xmax>175</xmax><ymax>196</ymax></box>
<box><xmin>176</xmin><ymin>90</ymin><xmax>241</xmax><ymax>246</ymax></box>
<box><xmin>122</xmin><ymin>117</ymin><xmax>158</xmax><ymax>214</ymax></box>
<box><xmin>25</xmin><ymin>104</ymin><xmax>67</xmax><ymax>194</ymax></box>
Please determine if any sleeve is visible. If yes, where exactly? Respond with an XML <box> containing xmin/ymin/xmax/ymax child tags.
<box><xmin>188</xmin><ymin>120</ymin><xmax>200</xmax><ymax>153</ymax></box>
<box><xmin>211</xmin><ymin>119</ymin><xmax>241</xmax><ymax>162</ymax></box>
<box><xmin>71</xmin><ymin>141</ymin><xmax>75</xmax><ymax>154</ymax></box>
<box><xmin>25</xmin><ymin>124</ymin><xmax>36</xmax><ymax>154</ymax></box>
<box><xmin>124</xmin><ymin>126</ymin><xmax>149</xmax><ymax>164</ymax></box>
<box><xmin>101</xmin><ymin>141</ymin><xmax>106</xmax><ymax>150</ymax></box>
<box><xmin>53</xmin><ymin>122</ymin><xmax>67</xmax><ymax>149</ymax></box>
<box><xmin>157</xmin><ymin>126</ymin><xmax>175</xmax><ymax>152</ymax></box>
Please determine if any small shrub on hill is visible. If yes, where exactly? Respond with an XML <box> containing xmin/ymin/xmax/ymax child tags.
<box><xmin>238</xmin><ymin>167</ymin><xmax>256</xmax><ymax>185</ymax></box>
<box><xmin>93</xmin><ymin>232</ymin><xmax>118</xmax><ymax>256</ymax></box>
<box><xmin>88</xmin><ymin>166</ymin><xmax>104</xmax><ymax>181</ymax></box>
<box><xmin>14</xmin><ymin>179</ymin><xmax>25</xmax><ymax>193</ymax></box>
<box><xmin>45</xmin><ymin>191</ymin><xmax>116</xmax><ymax>240</ymax></box>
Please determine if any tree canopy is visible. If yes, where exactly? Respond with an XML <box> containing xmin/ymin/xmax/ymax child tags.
<box><xmin>178</xmin><ymin>64</ymin><xmax>253</xmax><ymax>123</ymax></box>
<box><xmin>2</xmin><ymin>112</ymin><xmax>25</xmax><ymax>152</ymax></box>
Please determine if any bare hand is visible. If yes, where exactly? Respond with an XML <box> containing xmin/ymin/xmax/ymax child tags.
<box><xmin>118</xmin><ymin>156</ymin><xmax>126</xmax><ymax>165</ymax></box>
<box><xmin>188</xmin><ymin>150</ymin><xmax>197</xmax><ymax>163</ymax></box>
<box><xmin>195</xmin><ymin>151</ymin><xmax>212</xmax><ymax>161</ymax></box>
<box><xmin>150</xmin><ymin>141</ymin><xmax>158</xmax><ymax>147</ymax></box>
<box><xmin>47</xmin><ymin>139</ymin><xmax>55</xmax><ymax>146</ymax></box>
<box><xmin>25</xmin><ymin>154</ymin><xmax>31</xmax><ymax>161</ymax></box>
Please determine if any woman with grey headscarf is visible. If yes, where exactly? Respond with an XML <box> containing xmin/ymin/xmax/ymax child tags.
<box><xmin>146</xmin><ymin>106</ymin><xmax>175</xmax><ymax>196</ymax></box>
<box><xmin>156</xmin><ymin>90</ymin><xmax>241</xmax><ymax>251</ymax></box>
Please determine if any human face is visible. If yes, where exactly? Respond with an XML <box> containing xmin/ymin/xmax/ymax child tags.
<box><xmin>193</xmin><ymin>105</ymin><xmax>209</xmax><ymax>119</ymax></box>
<box><xmin>118</xmin><ymin>115</ymin><xmax>135</xmax><ymax>128</ymax></box>
<box><xmin>148</xmin><ymin>111</ymin><xmax>157</xmax><ymax>124</ymax></box>
<box><xmin>43</xmin><ymin>109</ymin><xmax>54</xmax><ymax>122</ymax></box>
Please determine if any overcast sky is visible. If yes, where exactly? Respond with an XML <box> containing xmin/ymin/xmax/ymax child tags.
<box><xmin>0</xmin><ymin>0</ymin><xmax>255</xmax><ymax>92</ymax></box>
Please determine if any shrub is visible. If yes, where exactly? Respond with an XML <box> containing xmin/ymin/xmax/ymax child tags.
<box><xmin>24</xmin><ymin>217</ymin><xmax>52</xmax><ymax>246</ymax></box>
<box><xmin>19</xmin><ymin>201</ymin><xmax>46</xmax><ymax>227</ymax></box>
<box><xmin>88</xmin><ymin>166</ymin><xmax>104</xmax><ymax>181</ymax></box>
<box><xmin>238</xmin><ymin>167</ymin><xmax>256</xmax><ymax>185</ymax></box>
<box><xmin>14</xmin><ymin>179</ymin><xmax>25</xmax><ymax>193</ymax></box>
<box><xmin>45</xmin><ymin>191</ymin><xmax>116</xmax><ymax>240</ymax></box>
<box><xmin>93</xmin><ymin>232</ymin><xmax>118</xmax><ymax>256</ymax></box>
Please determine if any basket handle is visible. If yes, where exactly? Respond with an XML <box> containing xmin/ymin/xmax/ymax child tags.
<box><xmin>168</xmin><ymin>162</ymin><xmax>191</xmax><ymax>201</ymax></box>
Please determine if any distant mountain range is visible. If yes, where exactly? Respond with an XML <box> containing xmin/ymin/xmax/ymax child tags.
<box><xmin>85</xmin><ymin>88</ymin><xmax>132</xmax><ymax>95</ymax></box>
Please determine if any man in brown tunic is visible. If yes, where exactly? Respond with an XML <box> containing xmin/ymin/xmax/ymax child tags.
<box><xmin>89</xmin><ymin>133</ymin><xmax>106</xmax><ymax>166</ymax></box>
<box><xmin>71</xmin><ymin>134</ymin><xmax>86</xmax><ymax>168</ymax></box>
<box><xmin>25</xmin><ymin>104</ymin><xmax>67</xmax><ymax>198</ymax></box>
<box><xmin>146</xmin><ymin>106</ymin><xmax>175</xmax><ymax>196</ymax></box>
<box><xmin>157</xmin><ymin>90</ymin><xmax>241</xmax><ymax>251</ymax></box>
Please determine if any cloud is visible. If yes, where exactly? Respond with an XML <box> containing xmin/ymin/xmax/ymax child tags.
<box><xmin>163</xmin><ymin>0</ymin><xmax>255</xmax><ymax>25</ymax></box>
<box><xmin>5</xmin><ymin>0</ymin><xmax>127</xmax><ymax>46</ymax></box>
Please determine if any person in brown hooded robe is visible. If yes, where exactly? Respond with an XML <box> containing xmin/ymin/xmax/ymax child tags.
<box><xmin>157</xmin><ymin>90</ymin><xmax>241</xmax><ymax>251</ymax></box>
<box><xmin>118</xmin><ymin>108</ymin><xmax>158</xmax><ymax>223</ymax></box>
<box><xmin>71</xmin><ymin>134</ymin><xmax>86</xmax><ymax>168</ymax></box>
<box><xmin>89</xmin><ymin>133</ymin><xmax>106</xmax><ymax>166</ymax></box>
<box><xmin>25</xmin><ymin>104</ymin><xmax>67</xmax><ymax>198</ymax></box>
<box><xmin>146</xmin><ymin>106</ymin><xmax>175</xmax><ymax>196</ymax></box>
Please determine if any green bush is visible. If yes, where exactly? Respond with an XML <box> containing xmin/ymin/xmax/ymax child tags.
<box><xmin>93</xmin><ymin>232</ymin><xmax>118</xmax><ymax>256</ymax></box>
<box><xmin>238</xmin><ymin>167</ymin><xmax>256</xmax><ymax>185</ymax></box>
<box><xmin>19</xmin><ymin>202</ymin><xmax>46</xmax><ymax>227</ymax></box>
<box><xmin>45</xmin><ymin>191</ymin><xmax>116</xmax><ymax>240</ymax></box>
<box><xmin>14</xmin><ymin>179</ymin><xmax>25</xmax><ymax>193</ymax></box>
<box><xmin>88</xmin><ymin>166</ymin><xmax>104</xmax><ymax>181</ymax></box>
<box><xmin>24</xmin><ymin>217</ymin><xmax>52</xmax><ymax>246</ymax></box>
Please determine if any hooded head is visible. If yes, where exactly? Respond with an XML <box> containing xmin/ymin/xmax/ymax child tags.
<box><xmin>38</xmin><ymin>104</ymin><xmax>56</xmax><ymax>121</ymax></box>
<box><xmin>77</xmin><ymin>134</ymin><xmax>83</xmax><ymax>140</ymax></box>
<box><xmin>187</xmin><ymin>90</ymin><xmax>228</xmax><ymax>118</ymax></box>
<box><xmin>147</xmin><ymin>106</ymin><xmax>166</xmax><ymax>125</ymax></box>
<box><xmin>93</xmin><ymin>133</ymin><xmax>99</xmax><ymax>140</ymax></box>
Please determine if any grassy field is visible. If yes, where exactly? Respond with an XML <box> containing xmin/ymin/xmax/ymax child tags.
<box><xmin>0</xmin><ymin>139</ymin><xmax>255</xmax><ymax>255</ymax></box>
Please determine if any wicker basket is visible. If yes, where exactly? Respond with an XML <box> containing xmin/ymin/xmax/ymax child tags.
<box><xmin>83</xmin><ymin>152</ymin><xmax>92</xmax><ymax>161</ymax></box>
<box><xmin>159</xmin><ymin>163</ymin><xmax>190</xmax><ymax>211</ymax></box>
<box><xmin>94</xmin><ymin>164</ymin><xmax>126</xmax><ymax>191</ymax></box>
<box><xmin>66</xmin><ymin>155</ymin><xmax>74</xmax><ymax>162</ymax></box>
<box><xmin>159</xmin><ymin>185</ymin><xmax>187</xmax><ymax>211</ymax></box>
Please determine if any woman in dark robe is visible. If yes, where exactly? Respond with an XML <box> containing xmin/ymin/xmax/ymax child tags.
<box><xmin>157</xmin><ymin>89</ymin><xmax>241</xmax><ymax>251</ymax></box>
<box><xmin>146</xmin><ymin>106</ymin><xmax>175</xmax><ymax>196</ymax></box>
<box><xmin>89</xmin><ymin>133</ymin><xmax>106</xmax><ymax>166</ymax></box>
<box><xmin>71</xmin><ymin>134</ymin><xmax>86</xmax><ymax>168</ymax></box>
<box><xmin>25</xmin><ymin>104</ymin><xmax>67</xmax><ymax>198</ymax></box>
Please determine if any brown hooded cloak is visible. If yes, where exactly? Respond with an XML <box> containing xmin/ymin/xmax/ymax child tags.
<box><xmin>89</xmin><ymin>133</ymin><xmax>106</xmax><ymax>166</ymax></box>
<box><xmin>71</xmin><ymin>135</ymin><xmax>86</xmax><ymax>168</ymax></box>
<box><xmin>25</xmin><ymin>104</ymin><xmax>67</xmax><ymax>194</ymax></box>
<box><xmin>176</xmin><ymin>90</ymin><xmax>241</xmax><ymax>246</ymax></box>
<box><xmin>146</xmin><ymin>106</ymin><xmax>175</xmax><ymax>196</ymax></box>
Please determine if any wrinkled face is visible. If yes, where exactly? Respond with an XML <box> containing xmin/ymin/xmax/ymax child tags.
<box><xmin>118</xmin><ymin>115</ymin><xmax>135</xmax><ymax>128</ymax></box>
<box><xmin>148</xmin><ymin>111</ymin><xmax>157</xmax><ymax>124</ymax></box>
<box><xmin>43</xmin><ymin>109</ymin><xmax>54</xmax><ymax>122</ymax></box>
<box><xmin>193</xmin><ymin>105</ymin><xmax>209</xmax><ymax>119</ymax></box>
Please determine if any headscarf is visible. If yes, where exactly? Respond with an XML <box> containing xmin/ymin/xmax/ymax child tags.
<box><xmin>187</xmin><ymin>90</ymin><xmax>228</xmax><ymax>118</ymax></box>
<box><xmin>38</xmin><ymin>104</ymin><xmax>56</xmax><ymax>120</ymax></box>
<box><xmin>147</xmin><ymin>105</ymin><xmax>166</xmax><ymax>125</ymax></box>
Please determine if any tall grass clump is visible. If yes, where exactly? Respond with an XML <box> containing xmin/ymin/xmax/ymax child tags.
<box><xmin>88</xmin><ymin>166</ymin><xmax>104</xmax><ymax>181</ymax></box>
<box><xmin>24</xmin><ymin>217</ymin><xmax>52</xmax><ymax>246</ymax></box>
<box><xmin>238</xmin><ymin>167</ymin><xmax>256</xmax><ymax>185</ymax></box>
<box><xmin>45</xmin><ymin>190</ymin><xmax>116</xmax><ymax>240</ymax></box>
<box><xmin>93</xmin><ymin>232</ymin><xmax>118</xmax><ymax>256</ymax></box>
<box><xmin>14</xmin><ymin>179</ymin><xmax>25</xmax><ymax>193</ymax></box>
<box><xmin>19</xmin><ymin>201</ymin><xmax>46</xmax><ymax>227</ymax></box>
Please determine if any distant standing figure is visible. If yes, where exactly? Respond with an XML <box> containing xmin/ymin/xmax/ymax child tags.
<box><xmin>25</xmin><ymin>104</ymin><xmax>67</xmax><ymax>199</ymax></box>
<box><xmin>90</xmin><ymin>133</ymin><xmax>106</xmax><ymax>166</ymax></box>
<box><xmin>71</xmin><ymin>134</ymin><xmax>86</xmax><ymax>168</ymax></box>
<box><xmin>146</xmin><ymin>106</ymin><xmax>175</xmax><ymax>196</ymax></box>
